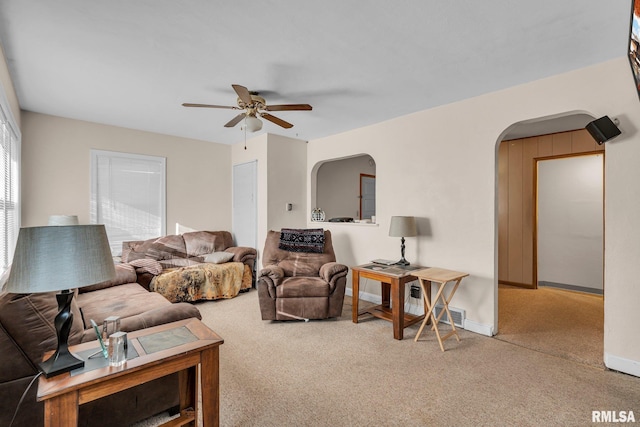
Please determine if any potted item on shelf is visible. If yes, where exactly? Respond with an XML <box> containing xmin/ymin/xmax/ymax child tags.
<box><xmin>311</xmin><ymin>208</ymin><xmax>325</xmax><ymax>222</ymax></box>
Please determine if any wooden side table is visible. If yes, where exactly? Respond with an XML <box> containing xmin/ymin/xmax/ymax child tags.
<box><xmin>352</xmin><ymin>263</ymin><xmax>429</xmax><ymax>340</ymax></box>
<box><xmin>413</xmin><ymin>267</ymin><xmax>469</xmax><ymax>351</ymax></box>
<box><xmin>37</xmin><ymin>318</ymin><xmax>223</xmax><ymax>427</ymax></box>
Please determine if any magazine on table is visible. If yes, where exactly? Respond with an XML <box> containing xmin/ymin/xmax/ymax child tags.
<box><xmin>361</xmin><ymin>263</ymin><xmax>422</xmax><ymax>276</ymax></box>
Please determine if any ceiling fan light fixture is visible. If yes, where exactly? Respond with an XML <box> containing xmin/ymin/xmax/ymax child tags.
<box><xmin>245</xmin><ymin>115</ymin><xmax>262</xmax><ymax>132</ymax></box>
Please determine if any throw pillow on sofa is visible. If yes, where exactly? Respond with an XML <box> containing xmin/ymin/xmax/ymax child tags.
<box><xmin>128</xmin><ymin>258</ymin><xmax>163</xmax><ymax>275</ymax></box>
<box><xmin>203</xmin><ymin>251</ymin><xmax>234</xmax><ymax>264</ymax></box>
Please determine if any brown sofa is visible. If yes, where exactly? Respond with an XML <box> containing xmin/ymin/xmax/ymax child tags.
<box><xmin>122</xmin><ymin>230</ymin><xmax>257</xmax><ymax>301</ymax></box>
<box><xmin>258</xmin><ymin>229</ymin><xmax>348</xmax><ymax>320</ymax></box>
<box><xmin>0</xmin><ymin>263</ymin><xmax>202</xmax><ymax>427</ymax></box>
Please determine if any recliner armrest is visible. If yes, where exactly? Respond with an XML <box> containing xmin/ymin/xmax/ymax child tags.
<box><xmin>320</xmin><ymin>262</ymin><xmax>349</xmax><ymax>283</ymax></box>
<box><xmin>259</xmin><ymin>265</ymin><xmax>285</xmax><ymax>286</ymax></box>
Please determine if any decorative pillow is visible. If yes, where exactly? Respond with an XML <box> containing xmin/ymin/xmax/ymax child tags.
<box><xmin>183</xmin><ymin>231</ymin><xmax>219</xmax><ymax>257</ymax></box>
<box><xmin>203</xmin><ymin>251</ymin><xmax>234</xmax><ymax>264</ymax></box>
<box><xmin>159</xmin><ymin>258</ymin><xmax>203</xmax><ymax>269</ymax></box>
<box><xmin>147</xmin><ymin>235</ymin><xmax>187</xmax><ymax>260</ymax></box>
<box><xmin>128</xmin><ymin>258</ymin><xmax>163</xmax><ymax>275</ymax></box>
<box><xmin>121</xmin><ymin>238</ymin><xmax>155</xmax><ymax>262</ymax></box>
<box><xmin>0</xmin><ymin>291</ymin><xmax>86</xmax><ymax>364</ymax></box>
<box><xmin>279</xmin><ymin>228</ymin><xmax>325</xmax><ymax>253</ymax></box>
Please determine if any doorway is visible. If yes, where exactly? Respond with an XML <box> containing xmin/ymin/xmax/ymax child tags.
<box><xmin>536</xmin><ymin>154</ymin><xmax>604</xmax><ymax>295</ymax></box>
<box><xmin>232</xmin><ymin>161</ymin><xmax>257</xmax><ymax>249</ymax></box>
<box><xmin>360</xmin><ymin>174</ymin><xmax>376</xmax><ymax>220</ymax></box>
<box><xmin>496</xmin><ymin>130</ymin><xmax>605</xmax><ymax>367</ymax></box>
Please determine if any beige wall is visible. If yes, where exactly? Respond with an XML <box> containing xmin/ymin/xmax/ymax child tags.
<box><xmin>267</xmin><ymin>134</ymin><xmax>307</xmax><ymax>232</ymax></box>
<box><xmin>21</xmin><ymin>112</ymin><xmax>232</xmax><ymax>232</ymax></box>
<box><xmin>308</xmin><ymin>57</ymin><xmax>640</xmax><ymax>377</ymax></box>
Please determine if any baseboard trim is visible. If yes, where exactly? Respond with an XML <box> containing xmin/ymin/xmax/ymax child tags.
<box><xmin>346</xmin><ymin>288</ymin><xmax>494</xmax><ymax>336</ymax></box>
<box><xmin>464</xmin><ymin>319</ymin><xmax>494</xmax><ymax>337</ymax></box>
<box><xmin>604</xmin><ymin>352</ymin><xmax>640</xmax><ymax>378</ymax></box>
<box><xmin>538</xmin><ymin>280</ymin><xmax>603</xmax><ymax>296</ymax></box>
<box><xmin>345</xmin><ymin>288</ymin><xmax>380</xmax><ymax>305</ymax></box>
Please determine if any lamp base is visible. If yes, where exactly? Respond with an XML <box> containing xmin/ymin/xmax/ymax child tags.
<box><xmin>39</xmin><ymin>290</ymin><xmax>85</xmax><ymax>378</ymax></box>
<box><xmin>395</xmin><ymin>237</ymin><xmax>410</xmax><ymax>266</ymax></box>
<box><xmin>39</xmin><ymin>351</ymin><xmax>84</xmax><ymax>378</ymax></box>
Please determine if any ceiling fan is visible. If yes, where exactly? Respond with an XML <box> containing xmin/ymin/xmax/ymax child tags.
<box><xmin>182</xmin><ymin>84</ymin><xmax>312</xmax><ymax>131</ymax></box>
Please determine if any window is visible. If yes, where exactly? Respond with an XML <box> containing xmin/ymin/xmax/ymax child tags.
<box><xmin>0</xmin><ymin>86</ymin><xmax>20</xmax><ymax>275</ymax></box>
<box><xmin>90</xmin><ymin>150</ymin><xmax>166</xmax><ymax>255</ymax></box>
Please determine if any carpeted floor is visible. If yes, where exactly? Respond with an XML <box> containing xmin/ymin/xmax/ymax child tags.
<box><xmin>496</xmin><ymin>284</ymin><xmax>604</xmax><ymax>368</ymax></box>
<box><xmin>135</xmin><ymin>289</ymin><xmax>639</xmax><ymax>427</ymax></box>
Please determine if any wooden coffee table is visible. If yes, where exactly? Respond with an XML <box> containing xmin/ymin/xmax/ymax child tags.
<box><xmin>352</xmin><ymin>263</ymin><xmax>430</xmax><ymax>340</ymax></box>
<box><xmin>37</xmin><ymin>318</ymin><xmax>223</xmax><ymax>427</ymax></box>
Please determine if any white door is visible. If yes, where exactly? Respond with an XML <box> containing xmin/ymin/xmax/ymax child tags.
<box><xmin>360</xmin><ymin>174</ymin><xmax>376</xmax><ymax>219</ymax></box>
<box><xmin>232</xmin><ymin>161</ymin><xmax>257</xmax><ymax>249</ymax></box>
<box><xmin>537</xmin><ymin>154</ymin><xmax>603</xmax><ymax>293</ymax></box>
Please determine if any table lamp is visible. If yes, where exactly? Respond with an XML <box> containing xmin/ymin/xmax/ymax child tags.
<box><xmin>48</xmin><ymin>215</ymin><xmax>79</xmax><ymax>226</ymax></box>
<box><xmin>4</xmin><ymin>225</ymin><xmax>116</xmax><ymax>377</ymax></box>
<box><xmin>389</xmin><ymin>216</ymin><xmax>417</xmax><ymax>266</ymax></box>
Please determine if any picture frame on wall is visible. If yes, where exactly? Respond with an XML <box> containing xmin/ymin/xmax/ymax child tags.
<box><xmin>628</xmin><ymin>0</ymin><xmax>640</xmax><ymax>99</ymax></box>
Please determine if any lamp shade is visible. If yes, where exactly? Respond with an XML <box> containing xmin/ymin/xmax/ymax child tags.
<box><xmin>389</xmin><ymin>216</ymin><xmax>417</xmax><ymax>237</ymax></box>
<box><xmin>48</xmin><ymin>215</ymin><xmax>79</xmax><ymax>226</ymax></box>
<box><xmin>5</xmin><ymin>225</ymin><xmax>116</xmax><ymax>294</ymax></box>
<box><xmin>245</xmin><ymin>115</ymin><xmax>263</xmax><ymax>132</ymax></box>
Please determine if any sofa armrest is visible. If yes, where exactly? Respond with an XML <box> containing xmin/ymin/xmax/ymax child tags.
<box><xmin>119</xmin><ymin>303</ymin><xmax>201</xmax><ymax>331</ymax></box>
<box><xmin>80</xmin><ymin>303</ymin><xmax>202</xmax><ymax>342</ymax></box>
<box><xmin>225</xmin><ymin>246</ymin><xmax>257</xmax><ymax>264</ymax></box>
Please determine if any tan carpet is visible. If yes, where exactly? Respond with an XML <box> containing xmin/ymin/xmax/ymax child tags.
<box><xmin>496</xmin><ymin>284</ymin><xmax>604</xmax><ymax>368</ymax></box>
<box><xmin>137</xmin><ymin>289</ymin><xmax>638</xmax><ymax>427</ymax></box>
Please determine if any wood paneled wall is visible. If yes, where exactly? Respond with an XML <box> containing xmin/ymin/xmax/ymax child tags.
<box><xmin>498</xmin><ymin>129</ymin><xmax>604</xmax><ymax>287</ymax></box>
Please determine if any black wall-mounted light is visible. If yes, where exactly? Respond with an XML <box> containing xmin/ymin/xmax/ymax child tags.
<box><xmin>585</xmin><ymin>116</ymin><xmax>621</xmax><ymax>145</ymax></box>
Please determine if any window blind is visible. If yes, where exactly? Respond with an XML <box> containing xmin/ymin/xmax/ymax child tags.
<box><xmin>90</xmin><ymin>150</ymin><xmax>166</xmax><ymax>255</ymax></box>
<box><xmin>0</xmin><ymin>87</ymin><xmax>20</xmax><ymax>275</ymax></box>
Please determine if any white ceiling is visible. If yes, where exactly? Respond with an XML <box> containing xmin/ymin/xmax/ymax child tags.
<box><xmin>0</xmin><ymin>1</ymin><xmax>633</xmax><ymax>145</ymax></box>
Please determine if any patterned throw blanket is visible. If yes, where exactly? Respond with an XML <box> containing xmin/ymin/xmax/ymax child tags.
<box><xmin>150</xmin><ymin>262</ymin><xmax>251</xmax><ymax>303</ymax></box>
<box><xmin>279</xmin><ymin>228</ymin><xmax>325</xmax><ymax>253</ymax></box>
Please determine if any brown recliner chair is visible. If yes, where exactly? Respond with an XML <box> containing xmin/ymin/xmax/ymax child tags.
<box><xmin>258</xmin><ymin>229</ymin><xmax>348</xmax><ymax>320</ymax></box>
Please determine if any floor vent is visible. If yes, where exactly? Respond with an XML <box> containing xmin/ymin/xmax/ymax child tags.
<box><xmin>433</xmin><ymin>304</ymin><xmax>465</xmax><ymax>328</ymax></box>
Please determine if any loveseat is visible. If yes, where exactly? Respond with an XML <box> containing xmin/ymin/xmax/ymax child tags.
<box><xmin>0</xmin><ymin>262</ymin><xmax>202</xmax><ymax>427</ymax></box>
<box><xmin>122</xmin><ymin>230</ymin><xmax>257</xmax><ymax>302</ymax></box>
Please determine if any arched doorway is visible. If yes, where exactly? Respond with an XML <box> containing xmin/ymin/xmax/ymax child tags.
<box><xmin>495</xmin><ymin>113</ymin><xmax>605</xmax><ymax>368</ymax></box>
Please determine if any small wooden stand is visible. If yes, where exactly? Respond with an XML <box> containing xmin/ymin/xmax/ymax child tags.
<box><xmin>413</xmin><ymin>267</ymin><xmax>469</xmax><ymax>351</ymax></box>
<box><xmin>352</xmin><ymin>263</ymin><xmax>428</xmax><ymax>340</ymax></box>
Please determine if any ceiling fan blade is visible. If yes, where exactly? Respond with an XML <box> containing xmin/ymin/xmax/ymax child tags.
<box><xmin>224</xmin><ymin>113</ymin><xmax>246</xmax><ymax>128</ymax></box>
<box><xmin>182</xmin><ymin>103</ymin><xmax>238</xmax><ymax>109</ymax></box>
<box><xmin>261</xmin><ymin>113</ymin><xmax>294</xmax><ymax>129</ymax></box>
<box><xmin>265</xmin><ymin>104</ymin><xmax>312</xmax><ymax>111</ymax></box>
<box><xmin>232</xmin><ymin>84</ymin><xmax>253</xmax><ymax>105</ymax></box>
